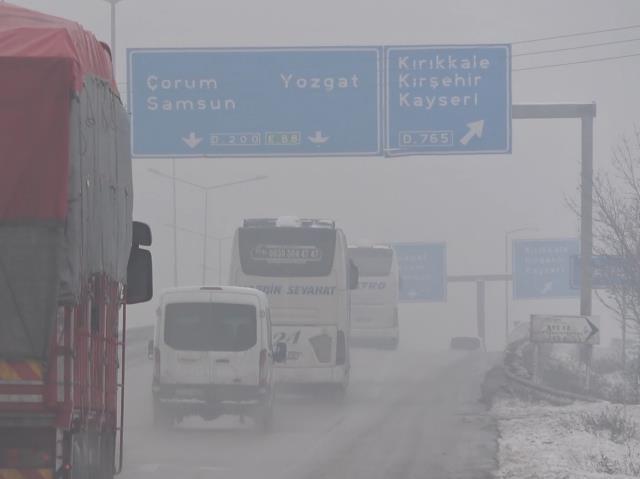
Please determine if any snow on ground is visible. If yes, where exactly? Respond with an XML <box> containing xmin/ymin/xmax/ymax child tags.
<box><xmin>492</xmin><ymin>397</ymin><xmax>640</xmax><ymax>479</ymax></box>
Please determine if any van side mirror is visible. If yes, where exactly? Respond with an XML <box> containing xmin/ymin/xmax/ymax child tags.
<box><xmin>127</xmin><ymin>247</ymin><xmax>153</xmax><ymax>304</ymax></box>
<box><xmin>348</xmin><ymin>260</ymin><xmax>359</xmax><ymax>290</ymax></box>
<box><xmin>147</xmin><ymin>339</ymin><xmax>154</xmax><ymax>360</ymax></box>
<box><xmin>274</xmin><ymin>342</ymin><xmax>287</xmax><ymax>363</ymax></box>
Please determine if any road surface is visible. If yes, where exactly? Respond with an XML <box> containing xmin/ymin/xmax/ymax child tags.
<box><xmin>120</xmin><ymin>316</ymin><xmax>497</xmax><ymax>479</ymax></box>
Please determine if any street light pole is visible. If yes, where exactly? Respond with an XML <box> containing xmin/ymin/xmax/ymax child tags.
<box><xmin>504</xmin><ymin>227</ymin><xmax>538</xmax><ymax>343</ymax></box>
<box><xmin>172</xmin><ymin>159</ymin><xmax>178</xmax><ymax>286</ymax></box>
<box><xmin>202</xmin><ymin>189</ymin><xmax>209</xmax><ymax>284</ymax></box>
<box><xmin>165</xmin><ymin>224</ymin><xmax>231</xmax><ymax>285</ymax></box>
<box><xmin>148</xmin><ymin>169</ymin><xmax>267</xmax><ymax>284</ymax></box>
<box><xmin>102</xmin><ymin>0</ymin><xmax>123</xmax><ymax>77</ymax></box>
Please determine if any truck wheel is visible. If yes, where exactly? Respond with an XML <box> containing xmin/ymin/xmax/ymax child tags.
<box><xmin>70</xmin><ymin>432</ymin><xmax>88</xmax><ymax>479</ymax></box>
<box><xmin>98</xmin><ymin>432</ymin><xmax>115</xmax><ymax>479</ymax></box>
<box><xmin>257</xmin><ymin>403</ymin><xmax>273</xmax><ymax>433</ymax></box>
<box><xmin>256</xmin><ymin>390</ymin><xmax>274</xmax><ymax>433</ymax></box>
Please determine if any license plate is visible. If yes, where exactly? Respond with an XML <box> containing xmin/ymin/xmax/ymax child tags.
<box><xmin>287</xmin><ymin>351</ymin><xmax>302</xmax><ymax>360</ymax></box>
<box><xmin>357</xmin><ymin>317</ymin><xmax>373</xmax><ymax>322</ymax></box>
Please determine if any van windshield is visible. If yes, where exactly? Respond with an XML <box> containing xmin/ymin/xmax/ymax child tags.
<box><xmin>164</xmin><ymin>303</ymin><xmax>257</xmax><ymax>352</ymax></box>
<box><xmin>348</xmin><ymin>248</ymin><xmax>393</xmax><ymax>277</ymax></box>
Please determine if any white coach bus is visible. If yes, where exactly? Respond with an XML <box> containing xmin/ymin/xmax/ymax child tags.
<box><xmin>348</xmin><ymin>245</ymin><xmax>400</xmax><ymax>349</ymax></box>
<box><xmin>229</xmin><ymin>217</ymin><xmax>358</xmax><ymax>393</ymax></box>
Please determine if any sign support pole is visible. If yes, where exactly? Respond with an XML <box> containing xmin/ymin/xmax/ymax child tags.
<box><xmin>513</xmin><ymin>104</ymin><xmax>596</xmax><ymax>314</ymax></box>
<box><xmin>533</xmin><ymin>343</ymin><xmax>540</xmax><ymax>384</ymax></box>
<box><xmin>477</xmin><ymin>281</ymin><xmax>486</xmax><ymax>347</ymax></box>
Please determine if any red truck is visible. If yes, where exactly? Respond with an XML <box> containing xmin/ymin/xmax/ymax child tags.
<box><xmin>0</xmin><ymin>4</ymin><xmax>153</xmax><ymax>479</ymax></box>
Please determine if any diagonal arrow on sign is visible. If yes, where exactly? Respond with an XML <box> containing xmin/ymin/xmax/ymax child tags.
<box><xmin>459</xmin><ymin>120</ymin><xmax>485</xmax><ymax>145</ymax></box>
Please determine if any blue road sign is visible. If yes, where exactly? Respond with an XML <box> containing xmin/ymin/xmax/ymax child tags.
<box><xmin>127</xmin><ymin>48</ymin><xmax>382</xmax><ymax>157</ymax></box>
<box><xmin>513</xmin><ymin>238</ymin><xmax>580</xmax><ymax>299</ymax></box>
<box><xmin>392</xmin><ymin>243</ymin><xmax>446</xmax><ymax>302</ymax></box>
<box><xmin>570</xmin><ymin>255</ymin><xmax>626</xmax><ymax>290</ymax></box>
<box><xmin>385</xmin><ymin>45</ymin><xmax>511</xmax><ymax>156</ymax></box>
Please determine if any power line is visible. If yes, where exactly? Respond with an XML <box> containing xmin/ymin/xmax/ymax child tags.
<box><xmin>513</xmin><ymin>24</ymin><xmax>640</xmax><ymax>45</ymax></box>
<box><xmin>514</xmin><ymin>51</ymin><xmax>640</xmax><ymax>72</ymax></box>
<box><xmin>514</xmin><ymin>37</ymin><xmax>640</xmax><ymax>57</ymax></box>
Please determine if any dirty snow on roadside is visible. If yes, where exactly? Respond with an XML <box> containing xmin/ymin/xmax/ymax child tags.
<box><xmin>492</xmin><ymin>397</ymin><xmax>640</xmax><ymax>479</ymax></box>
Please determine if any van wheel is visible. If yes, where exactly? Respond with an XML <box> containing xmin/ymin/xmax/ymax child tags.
<box><xmin>256</xmin><ymin>388</ymin><xmax>274</xmax><ymax>433</ymax></box>
<box><xmin>387</xmin><ymin>337</ymin><xmax>399</xmax><ymax>350</ymax></box>
<box><xmin>152</xmin><ymin>400</ymin><xmax>173</xmax><ymax>430</ymax></box>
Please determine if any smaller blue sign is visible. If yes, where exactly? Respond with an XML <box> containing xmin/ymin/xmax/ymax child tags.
<box><xmin>392</xmin><ymin>242</ymin><xmax>446</xmax><ymax>302</ymax></box>
<box><xmin>513</xmin><ymin>238</ymin><xmax>579</xmax><ymax>299</ymax></box>
<box><xmin>570</xmin><ymin>255</ymin><xmax>626</xmax><ymax>290</ymax></box>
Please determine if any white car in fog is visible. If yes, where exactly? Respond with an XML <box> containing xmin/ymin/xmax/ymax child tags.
<box><xmin>149</xmin><ymin>286</ymin><xmax>286</xmax><ymax>431</ymax></box>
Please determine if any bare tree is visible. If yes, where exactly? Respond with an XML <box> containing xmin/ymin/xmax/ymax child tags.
<box><xmin>591</xmin><ymin>127</ymin><xmax>640</xmax><ymax>328</ymax></box>
<box><xmin>588</xmin><ymin>127</ymin><xmax>640</xmax><ymax>397</ymax></box>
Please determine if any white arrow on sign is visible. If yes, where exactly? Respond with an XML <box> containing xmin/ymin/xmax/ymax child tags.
<box><xmin>541</xmin><ymin>281</ymin><xmax>554</xmax><ymax>295</ymax></box>
<box><xmin>459</xmin><ymin>120</ymin><xmax>485</xmax><ymax>145</ymax></box>
<box><xmin>308</xmin><ymin>131</ymin><xmax>330</xmax><ymax>144</ymax></box>
<box><xmin>182</xmin><ymin>132</ymin><xmax>203</xmax><ymax>149</ymax></box>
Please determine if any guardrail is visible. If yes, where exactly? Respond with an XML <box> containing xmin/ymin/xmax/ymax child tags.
<box><xmin>502</xmin><ymin>337</ymin><xmax>601</xmax><ymax>404</ymax></box>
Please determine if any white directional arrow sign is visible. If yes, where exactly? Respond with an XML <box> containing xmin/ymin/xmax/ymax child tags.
<box><xmin>308</xmin><ymin>131</ymin><xmax>330</xmax><ymax>144</ymax></box>
<box><xmin>182</xmin><ymin>132</ymin><xmax>203</xmax><ymax>149</ymax></box>
<box><xmin>459</xmin><ymin>120</ymin><xmax>485</xmax><ymax>145</ymax></box>
<box><xmin>530</xmin><ymin>315</ymin><xmax>600</xmax><ymax>344</ymax></box>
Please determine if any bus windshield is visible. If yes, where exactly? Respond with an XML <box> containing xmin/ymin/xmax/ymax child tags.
<box><xmin>349</xmin><ymin>248</ymin><xmax>393</xmax><ymax>277</ymax></box>
<box><xmin>238</xmin><ymin>227</ymin><xmax>336</xmax><ymax>277</ymax></box>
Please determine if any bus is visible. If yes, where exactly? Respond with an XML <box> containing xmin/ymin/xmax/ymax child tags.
<box><xmin>348</xmin><ymin>245</ymin><xmax>400</xmax><ymax>349</ymax></box>
<box><xmin>228</xmin><ymin>217</ymin><xmax>358</xmax><ymax>392</ymax></box>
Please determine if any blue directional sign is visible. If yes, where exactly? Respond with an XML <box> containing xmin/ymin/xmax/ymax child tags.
<box><xmin>385</xmin><ymin>45</ymin><xmax>511</xmax><ymax>155</ymax></box>
<box><xmin>513</xmin><ymin>238</ymin><xmax>580</xmax><ymax>299</ymax></box>
<box><xmin>392</xmin><ymin>242</ymin><xmax>446</xmax><ymax>302</ymax></box>
<box><xmin>127</xmin><ymin>48</ymin><xmax>382</xmax><ymax>157</ymax></box>
<box><xmin>570</xmin><ymin>255</ymin><xmax>626</xmax><ymax>290</ymax></box>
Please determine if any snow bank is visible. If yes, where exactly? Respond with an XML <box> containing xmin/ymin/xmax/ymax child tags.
<box><xmin>493</xmin><ymin>397</ymin><xmax>640</xmax><ymax>478</ymax></box>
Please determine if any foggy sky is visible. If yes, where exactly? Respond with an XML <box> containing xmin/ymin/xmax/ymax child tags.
<box><xmin>12</xmin><ymin>0</ymin><xmax>640</xmax><ymax>349</ymax></box>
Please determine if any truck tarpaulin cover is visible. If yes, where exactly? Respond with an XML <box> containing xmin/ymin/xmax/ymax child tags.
<box><xmin>0</xmin><ymin>4</ymin><xmax>132</xmax><ymax>360</ymax></box>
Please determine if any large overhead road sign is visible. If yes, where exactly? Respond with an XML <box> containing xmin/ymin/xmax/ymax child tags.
<box><xmin>530</xmin><ymin>314</ymin><xmax>600</xmax><ymax>344</ymax></box>
<box><xmin>128</xmin><ymin>47</ymin><xmax>382</xmax><ymax>157</ymax></box>
<box><xmin>392</xmin><ymin>242</ymin><xmax>446</xmax><ymax>302</ymax></box>
<box><xmin>385</xmin><ymin>45</ymin><xmax>511</xmax><ymax>156</ymax></box>
<box><xmin>513</xmin><ymin>238</ymin><xmax>580</xmax><ymax>299</ymax></box>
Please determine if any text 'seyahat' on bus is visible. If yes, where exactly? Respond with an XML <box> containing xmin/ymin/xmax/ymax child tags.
<box><xmin>228</xmin><ymin>217</ymin><xmax>358</xmax><ymax>394</ymax></box>
<box><xmin>348</xmin><ymin>244</ymin><xmax>400</xmax><ymax>350</ymax></box>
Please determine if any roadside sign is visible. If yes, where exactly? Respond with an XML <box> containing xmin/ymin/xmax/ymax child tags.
<box><xmin>392</xmin><ymin>242</ymin><xmax>446</xmax><ymax>302</ymax></box>
<box><xmin>513</xmin><ymin>238</ymin><xmax>580</xmax><ymax>299</ymax></box>
<box><xmin>128</xmin><ymin>47</ymin><xmax>382</xmax><ymax>157</ymax></box>
<box><xmin>530</xmin><ymin>314</ymin><xmax>600</xmax><ymax>344</ymax></box>
<box><xmin>385</xmin><ymin>45</ymin><xmax>511</xmax><ymax>156</ymax></box>
<box><xmin>570</xmin><ymin>254</ymin><xmax>626</xmax><ymax>289</ymax></box>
